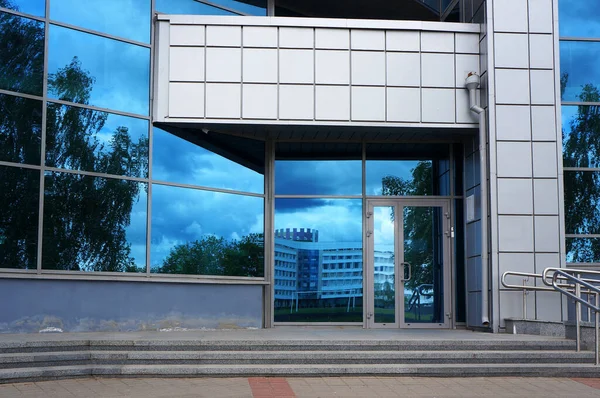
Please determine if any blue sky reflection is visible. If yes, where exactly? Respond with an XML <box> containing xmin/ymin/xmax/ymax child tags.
<box><xmin>48</xmin><ymin>24</ymin><xmax>150</xmax><ymax>116</ymax></box>
<box><xmin>50</xmin><ymin>0</ymin><xmax>150</xmax><ymax>43</ymax></box>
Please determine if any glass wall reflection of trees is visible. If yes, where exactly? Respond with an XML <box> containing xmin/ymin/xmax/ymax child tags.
<box><xmin>0</xmin><ymin>1</ymin><xmax>265</xmax><ymax>276</ymax></box>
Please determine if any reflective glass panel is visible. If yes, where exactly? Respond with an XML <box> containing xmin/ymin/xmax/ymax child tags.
<box><xmin>564</xmin><ymin>171</ymin><xmax>600</xmax><ymax>234</ymax></box>
<box><xmin>562</xmin><ymin>105</ymin><xmax>600</xmax><ymax>168</ymax></box>
<box><xmin>2</xmin><ymin>0</ymin><xmax>45</xmax><ymax>17</ymax></box>
<box><xmin>153</xmin><ymin>127</ymin><xmax>264</xmax><ymax>194</ymax></box>
<box><xmin>46</xmin><ymin>103</ymin><xmax>149</xmax><ymax>178</ymax></box>
<box><xmin>42</xmin><ymin>172</ymin><xmax>147</xmax><ymax>272</ymax></box>
<box><xmin>275</xmin><ymin>160</ymin><xmax>362</xmax><ymax>195</ymax></box>
<box><xmin>0</xmin><ymin>11</ymin><xmax>44</xmax><ymax>96</ymax></box>
<box><xmin>151</xmin><ymin>184</ymin><xmax>264</xmax><ymax>276</ymax></box>
<box><xmin>373</xmin><ymin>206</ymin><xmax>395</xmax><ymax>324</ymax></box>
<box><xmin>403</xmin><ymin>206</ymin><xmax>445</xmax><ymax>324</ymax></box>
<box><xmin>50</xmin><ymin>0</ymin><xmax>150</xmax><ymax>43</ymax></box>
<box><xmin>560</xmin><ymin>41</ymin><xmax>600</xmax><ymax>102</ymax></box>
<box><xmin>0</xmin><ymin>93</ymin><xmax>42</xmax><ymax>165</ymax></box>
<box><xmin>273</xmin><ymin>198</ymin><xmax>363</xmax><ymax>322</ymax></box>
<box><xmin>0</xmin><ymin>165</ymin><xmax>39</xmax><ymax>269</ymax></box>
<box><xmin>366</xmin><ymin>160</ymin><xmax>434</xmax><ymax>196</ymax></box>
<box><xmin>566</xmin><ymin>238</ymin><xmax>600</xmax><ymax>263</ymax></box>
<box><xmin>48</xmin><ymin>25</ymin><xmax>150</xmax><ymax>116</ymax></box>
<box><xmin>275</xmin><ymin>142</ymin><xmax>362</xmax><ymax>195</ymax></box>
<box><xmin>559</xmin><ymin>0</ymin><xmax>600</xmax><ymax>38</ymax></box>
<box><xmin>155</xmin><ymin>0</ymin><xmax>236</xmax><ymax>15</ymax></box>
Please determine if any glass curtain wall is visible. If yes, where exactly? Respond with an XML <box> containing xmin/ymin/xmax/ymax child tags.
<box><xmin>0</xmin><ymin>0</ymin><xmax>267</xmax><ymax>275</ymax></box>
<box><xmin>559</xmin><ymin>0</ymin><xmax>600</xmax><ymax>264</ymax></box>
<box><xmin>273</xmin><ymin>142</ymin><xmax>454</xmax><ymax>323</ymax></box>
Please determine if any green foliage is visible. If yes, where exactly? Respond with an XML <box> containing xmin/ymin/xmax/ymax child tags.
<box><xmin>156</xmin><ymin>233</ymin><xmax>264</xmax><ymax>277</ymax></box>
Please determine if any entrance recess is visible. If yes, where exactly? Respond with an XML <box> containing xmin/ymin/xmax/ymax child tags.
<box><xmin>366</xmin><ymin>199</ymin><xmax>451</xmax><ymax>328</ymax></box>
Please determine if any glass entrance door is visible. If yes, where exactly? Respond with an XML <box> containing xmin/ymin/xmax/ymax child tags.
<box><xmin>366</xmin><ymin>199</ymin><xmax>451</xmax><ymax>328</ymax></box>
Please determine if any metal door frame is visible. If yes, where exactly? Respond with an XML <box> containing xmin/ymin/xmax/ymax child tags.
<box><xmin>365</xmin><ymin>198</ymin><xmax>452</xmax><ymax>329</ymax></box>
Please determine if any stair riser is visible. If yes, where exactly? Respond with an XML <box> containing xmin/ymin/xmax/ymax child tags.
<box><xmin>3</xmin><ymin>366</ymin><xmax>600</xmax><ymax>384</ymax></box>
<box><xmin>0</xmin><ymin>343</ymin><xmax>577</xmax><ymax>354</ymax></box>
<box><xmin>0</xmin><ymin>357</ymin><xmax>594</xmax><ymax>369</ymax></box>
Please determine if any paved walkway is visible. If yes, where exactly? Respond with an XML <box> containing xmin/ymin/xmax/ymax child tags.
<box><xmin>1</xmin><ymin>377</ymin><xmax>600</xmax><ymax>397</ymax></box>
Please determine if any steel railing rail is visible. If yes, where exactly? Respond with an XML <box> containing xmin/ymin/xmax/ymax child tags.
<box><xmin>501</xmin><ymin>270</ymin><xmax>573</xmax><ymax>320</ymax></box>
<box><xmin>501</xmin><ymin>267</ymin><xmax>600</xmax><ymax>365</ymax></box>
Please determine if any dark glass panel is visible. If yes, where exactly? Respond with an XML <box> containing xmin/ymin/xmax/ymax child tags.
<box><xmin>155</xmin><ymin>0</ymin><xmax>236</xmax><ymax>15</ymax></box>
<box><xmin>0</xmin><ymin>165</ymin><xmax>39</xmax><ymax>269</ymax></box>
<box><xmin>559</xmin><ymin>0</ymin><xmax>600</xmax><ymax>38</ymax></box>
<box><xmin>275</xmin><ymin>0</ymin><xmax>439</xmax><ymax>20</ymax></box>
<box><xmin>0</xmin><ymin>93</ymin><xmax>41</xmax><ymax>165</ymax></box>
<box><xmin>1</xmin><ymin>0</ymin><xmax>45</xmax><ymax>17</ymax></box>
<box><xmin>560</xmin><ymin>41</ymin><xmax>600</xmax><ymax>102</ymax></box>
<box><xmin>46</xmin><ymin>103</ymin><xmax>148</xmax><ymax>178</ymax></box>
<box><xmin>0</xmin><ymin>11</ymin><xmax>44</xmax><ymax>96</ymax></box>
<box><xmin>42</xmin><ymin>172</ymin><xmax>147</xmax><ymax>272</ymax></box>
<box><xmin>566</xmin><ymin>238</ymin><xmax>600</xmax><ymax>263</ymax></box>
<box><xmin>275</xmin><ymin>142</ymin><xmax>362</xmax><ymax>195</ymax></box>
<box><xmin>273</xmin><ymin>198</ymin><xmax>363</xmax><ymax>323</ymax></box>
<box><xmin>50</xmin><ymin>0</ymin><xmax>150</xmax><ymax>43</ymax></box>
<box><xmin>48</xmin><ymin>25</ymin><xmax>150</xmax><ymax>116</ymax></box>
<box><xmin>562</xmin><ymin>105</ymin><xmax>600</xmax><ymax>168</ymax></box>
<box><xmin>564</xmin><ymin>171</ymin><xmax>600</xmax><ymax>234</ymax></box>
<box><xmin>153</xmin><ymin>127</ymin><xmax>264</xmax><ymax>194</ymax></box>
<box><xmin>151</xmin><ymin>184</ymin><xmax>264</xmax><ymax>276</ymax></box>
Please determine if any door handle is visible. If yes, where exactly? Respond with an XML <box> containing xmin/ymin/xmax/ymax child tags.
<box><xmin>401</xmin><ymin>262</ymin><xmax>412</xmax><ymax>282</ymax></box>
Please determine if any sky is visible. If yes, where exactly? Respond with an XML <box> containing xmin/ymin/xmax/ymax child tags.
<box><xmin>560</xmin><ymin>41</ymin><xmax>600</xmax><ymax>102</ymax></box>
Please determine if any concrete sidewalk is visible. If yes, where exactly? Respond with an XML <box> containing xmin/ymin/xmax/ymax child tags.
<box><xmin>1</xmin><ymin>376</ymin><xmax>600</xmax><ymax>397</ymax></box>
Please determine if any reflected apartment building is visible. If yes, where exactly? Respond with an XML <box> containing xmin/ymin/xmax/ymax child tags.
<box><xmin>0</xmin><ymin>0</ymin><xmax>596</xmax><ymax>333</ymax></box>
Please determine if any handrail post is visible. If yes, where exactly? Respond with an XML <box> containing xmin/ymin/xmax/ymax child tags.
<box><xmin>594</xmin><ymin>293</ymin><xmax>600</xmax><ymax>366</ymax></box>
<box><xmin>576</xmin><ymin>273</ymin><xmax>581</xmax><ymax>352</ymax></box>
<box><xmin>522</xmin><ymin>279</ymin><xmax>528</xmax><ymax>319</ymax></box>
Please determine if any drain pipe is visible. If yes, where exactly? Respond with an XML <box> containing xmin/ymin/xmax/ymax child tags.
<box><xmin>465</xmin><ymin>72</ymin><xmax>490</xmax><ymax>328</ymax></box>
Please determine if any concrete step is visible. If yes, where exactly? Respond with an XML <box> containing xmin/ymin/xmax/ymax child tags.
<box><xmin>0</xmin><ymin>350</ymin><xmax>594</xmax><ymax>368</ymax></box>
<box><xmin>0</xmin><ymin>339</ymin><xmax>577</xmax><ymax>353</ymax></box>
<box><xmin>2</xmin><ymin>363</ymin><xmax>600</xmax><ymax>383</ymax></box>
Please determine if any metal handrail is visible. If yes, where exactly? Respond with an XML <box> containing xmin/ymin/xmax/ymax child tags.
<box><xmin>501</xmin><ymin>267</ymin><xmax>600</xmax><ymax>365</ymax></box>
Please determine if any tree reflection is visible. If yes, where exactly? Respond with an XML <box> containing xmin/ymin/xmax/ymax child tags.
<box><xmin>157</xmin><ymin>233</ymin><xmax>264</xmax><ymax>277</ymax></box>
<box><xmin>0</xmin><ymin>4</ymin><xmax>44</xmax><ymax>95</ymax></box>
<box><xmin>1</xmin><ymin>1</ymin><xmax>148</xmax><ymax>271</ymax></box>
<box><xmin>381</xmin><ymin>161</ymin><xmax>434</xmax><ymax>290</ymax></box>
<box><xmin>562</xmin><ymin>73</ymin><xmax>600</xmax><ymax>261</ymax></box>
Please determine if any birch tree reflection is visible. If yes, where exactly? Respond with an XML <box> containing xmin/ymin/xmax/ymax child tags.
<box><xmin>0</xmin><ymin>0</ymin><xmax>148</xmax><ymax>271</ymax></box>
<box><xmin>562</xmin><ymin>74</ymin><xmax>600</xmax><ymax>262</ymax></box>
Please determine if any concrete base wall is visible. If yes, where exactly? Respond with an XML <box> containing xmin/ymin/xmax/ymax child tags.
<box><xmin>0</xmin><ymin>279</ymin><xmax>263</xmax><ymax>333</ymax></box>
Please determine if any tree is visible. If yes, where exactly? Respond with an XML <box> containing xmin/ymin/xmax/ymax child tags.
<box><xmin>157</xmin><ymin>233</ymin><xmax>264</xmax><ymax>277</ymax></box>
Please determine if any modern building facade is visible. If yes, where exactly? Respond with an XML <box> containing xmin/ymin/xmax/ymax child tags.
<box><xmin>0</xmin><ymin>0</ymin><xmax>591</xmax><ymax>333</ymax></box>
